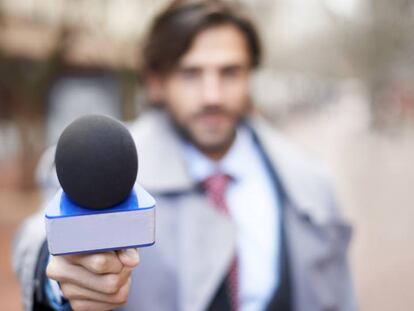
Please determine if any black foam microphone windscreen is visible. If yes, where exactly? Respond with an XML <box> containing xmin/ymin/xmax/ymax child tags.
<box><xmin>55</xmin><ymin>115</ymin><xmax>138</xmax><ymax>209</ymax></box>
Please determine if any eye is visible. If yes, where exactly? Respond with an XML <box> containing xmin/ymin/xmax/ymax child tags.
<box><xmin>221</xmin><ymin>66</ymin><xmax>244</xmax><ymax>78</ymax></box>
<box><xmin>177</xmin><ymin>67</ymin><xmax>201</xmax><ymax>80</ymax></box>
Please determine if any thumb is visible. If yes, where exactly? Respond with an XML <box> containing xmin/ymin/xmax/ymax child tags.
<box><xmin>117</xmin><ymin>248</ymin><xmax>140</xmax><ymax>268</ymax></box>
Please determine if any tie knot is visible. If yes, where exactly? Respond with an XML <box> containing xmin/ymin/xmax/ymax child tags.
<box><xmin>202</xmin><ymin>173</ymin><xmax>231</xmax><ymax>214</ymax></box>
<box><xmin>202</xmin><ymin>173</ymin><xmax>231</xmax><ymax>194</ymax></box>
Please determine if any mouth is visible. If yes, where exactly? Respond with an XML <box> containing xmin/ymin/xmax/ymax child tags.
<box><xmin>193</xmin><ymin>108</ymin><xmax>232</xmax><ymax>127</ymax></box>
<box><xmin>197</xmin><ymin>112</ymin><xmax>228</xmax><ymax>125</ymax></box>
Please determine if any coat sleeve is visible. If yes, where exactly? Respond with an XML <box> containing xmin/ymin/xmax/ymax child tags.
<box><xmin>12</xmin><ymin>146</ymin><xmax>60</xmax><ymax>310</ymax></box>
<box><xmin>12</xmin><ymin>210</ymin><xmax>48</xmax><ymax>311</ymax></box>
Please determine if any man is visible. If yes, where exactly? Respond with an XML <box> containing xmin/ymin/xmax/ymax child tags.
<box><xmin>13</xmin><ymin>1</ymin><xmax>356</xmax><ymax>310</ymax></box>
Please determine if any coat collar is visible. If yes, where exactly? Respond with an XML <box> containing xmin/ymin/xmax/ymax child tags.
<box><xmin>130</xmin><ymin>109</ymin><xmax>335</xmax><ymax>226</ymax></box>
<box><xmin>247</xmin><ymin>116</ymin><xmax>338</xmax><ymax>225</ymax></box>
<box><xmin>129</xmin><ymin>109</ymin><xmax>194</xmax><ymax>194</ymax></box>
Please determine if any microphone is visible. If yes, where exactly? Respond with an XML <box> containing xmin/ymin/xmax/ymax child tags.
<box><xmin>55</xmin><ymin>114</ymin><xmax>138</xmax><ymax>209</ymax></box>
<box><xmin>45</xmin><ymin>115</ymin><xmax>156</xmax><ymax>256</ymax></box>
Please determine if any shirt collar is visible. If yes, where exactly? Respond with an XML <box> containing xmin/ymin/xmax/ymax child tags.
<box><xmin>182</xmin><ymin>124</ymin><xmax>258</xmax><ymax>183</ymax></box>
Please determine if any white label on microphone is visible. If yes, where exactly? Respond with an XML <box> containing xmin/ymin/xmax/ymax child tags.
<box><xmin>45</xmin><ymin>184</ymin><xmax>156</xmax><ymax>255</ymax></box>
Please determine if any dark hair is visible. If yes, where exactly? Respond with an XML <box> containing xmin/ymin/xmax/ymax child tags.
<box><xmin>141</xmin><ymin>0</ymin><xmax>262</xmax><ymax>76</ymax></box>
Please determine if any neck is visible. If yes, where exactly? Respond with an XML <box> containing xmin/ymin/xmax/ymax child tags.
<box><xmin>203</xmin><ymin>146</ymin><xmax>230</xmax><ymax>161</ymax></box>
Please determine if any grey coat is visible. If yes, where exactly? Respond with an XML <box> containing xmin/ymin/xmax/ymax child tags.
<box><xmin>13</xmin><ymin>110</ymin><xmax>357</xmax><ymax>311</ymax></box>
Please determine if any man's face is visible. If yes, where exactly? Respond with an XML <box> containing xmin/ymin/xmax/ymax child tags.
<box><xmin>152</xmin><ymin>24</ymin><xmax>252</xmax><ymax>158</ymax></box>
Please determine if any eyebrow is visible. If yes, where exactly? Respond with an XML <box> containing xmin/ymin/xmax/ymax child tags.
<box><xmin>177</xmin><ymin>62</ymin><xmax>248</xmax><ymax>70</ymax></box>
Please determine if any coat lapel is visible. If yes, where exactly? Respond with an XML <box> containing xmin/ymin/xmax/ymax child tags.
<box><xmin>129</xmin><ymin>109</ymin><xmax>192</xmax><ymax>193</ymax></box>
<box><xmin>177</xmin><ymin>194</ymin><xmax>236</xmax><ymax>311</ymax></box>
<box><xmin>250</xmin><ymin>115</ymin><xmax>352</xmax><ymax>311</ymax></box>
<box><xmin>283</xmin><ymin>202</ymin><xmax>352</xmax><ymax>311</ymax></box>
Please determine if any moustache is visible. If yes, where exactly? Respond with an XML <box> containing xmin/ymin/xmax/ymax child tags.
<box><xmin>193</xmin><ymin>106</ymin><xmax>231</xmax><ymax>119</ymax></box>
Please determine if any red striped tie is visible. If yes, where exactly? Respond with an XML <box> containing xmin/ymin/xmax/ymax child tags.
<box><xmin>202</xmin><ymin>173</ymin><xmax>239</xmax><ymax>311</ymax></box>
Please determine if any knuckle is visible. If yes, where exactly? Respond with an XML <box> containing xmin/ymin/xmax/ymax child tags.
<box><xmin>60</xmin><ymin>283</ymin><xmax>77</xmax><ymax>300</ymax></box>
<box><xmin>90</xmin><ymin>254</ymin><xmax>109</xmax><ymax>273</ymax></box>
<box><xmin>105</xmin><ymin>274</ymin><xmax>122</xmax><ymax>294</ymax></box>
<box><xmin>113</xmin><ymin>284</ymin><xmax>129</xmax><ymax>304</ymax></box>
<box><xmin>59</xmin><ymin>284</ymin><xmax>71</xmax><ymax>298</ymax></box>
<box><xmin>46</xmin><ymin>262</ymin><xmax>57</xmax><ymax>280</ymax></box>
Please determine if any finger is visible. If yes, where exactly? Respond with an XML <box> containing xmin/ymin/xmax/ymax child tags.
<box><xmin>116</xmin><ymin>248</ymin><xmax>140</xmax><ymax>268</ymax></box>
<box><xmin>69</xmin><ymin>298</ymin><xmax>121</xmax><ymax>311</ymax></box>
<box><xmin>61</xmin><ymin>276</ymin><xmax>131</xmax><ymax>304</ymax></box>
<box><xmin>65</xmin><ymin>252</ymin><xmax>123</xmax><ymax>274</ymax></box>
<box><xmin>47</xmin><ymin>257</ymin><xmax>132</xmax><ymax>294</ymax></box>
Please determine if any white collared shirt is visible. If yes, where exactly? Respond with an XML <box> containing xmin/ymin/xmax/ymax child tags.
<box><xmin>182</xmin><ymin>125</ymin><xmax>280</xmax><ymax>311</ymax></box>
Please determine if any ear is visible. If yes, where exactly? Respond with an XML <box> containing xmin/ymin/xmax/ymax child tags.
<box><xmin>144</xmin><ymin>72</ymin><xmax>165</xmax><ymax>105</ymax></box>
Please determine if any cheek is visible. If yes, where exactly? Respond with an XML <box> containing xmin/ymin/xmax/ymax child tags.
<box><xmin>163</xmin><ymin>80</ymin><xmax>200</xmax><ymax>119</ymax></box>
<box><xmin>223</xmin><ymin>79</ymin><xmax>250</xmax><ymax>110</ymax></box>
<box><xmin>170</xmin><ymin>78</ymin><xmax>200</xmax><ymax>100</ymax></box>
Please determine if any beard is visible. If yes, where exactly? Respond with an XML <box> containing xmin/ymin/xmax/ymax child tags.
<box><xmin>169</xmin><ymin>104</ymin><xmax>248</xmax><ymax>157</ymax></box>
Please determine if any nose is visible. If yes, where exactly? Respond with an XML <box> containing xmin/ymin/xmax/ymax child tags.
<box><xmin>201</xmin><ymin>71</ymin><xmax>222</xmax><ymax>105</ymax></box>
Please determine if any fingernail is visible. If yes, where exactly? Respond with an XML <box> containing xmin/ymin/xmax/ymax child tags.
<box><xmin>124</xmin><ymin>248</ymin><xmax>139</xmax><ymax>265</ymax></box>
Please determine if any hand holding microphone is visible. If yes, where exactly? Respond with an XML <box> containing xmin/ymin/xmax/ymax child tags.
<box><xmin>45</xmin><ymin>115</ymin><xmax>156</xmax><ymax>310</ymax></box>
<box><xmin>47</xmin><ymin>248</ymin><xmax>139</xmax><ymax>311</ymax></box>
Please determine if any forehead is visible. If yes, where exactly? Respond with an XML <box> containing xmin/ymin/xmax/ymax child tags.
<box><xmin>178</xmin><ymin>24</ymin><xmax>250</xmax><ymax>68</ymax></box>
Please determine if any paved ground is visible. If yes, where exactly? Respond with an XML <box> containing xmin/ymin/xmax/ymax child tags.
<box><xmin>1</xmin><ymin>98</ymin><xmax>414</xmax><ymax>310</ymax></box>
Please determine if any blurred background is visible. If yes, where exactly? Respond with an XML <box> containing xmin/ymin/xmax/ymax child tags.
<box><xmin>1</xmin><ymin>0</ymin><xmax>413</xmax><ymax>309</ymax></box>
